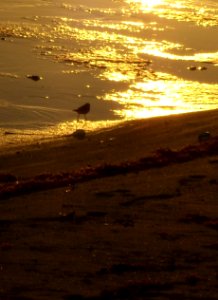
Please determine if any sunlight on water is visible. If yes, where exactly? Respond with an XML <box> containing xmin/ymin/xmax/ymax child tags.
<box><xmin>103</xmin><ymin>72</ymin><xmax>218</xmax><ymax>119</ymax></box>
<box><xmin>128</xmin><ymin>0</ymin><xmax>164</xmax><ymax>8</ymax></box>
<box><xmin>0</xmin><ymin>0</ymin><xmax>217</xmax><ymax>144</ymax></box>
<box><xmin>53</xmin><ymin>119</ymin><xmax>120</xmax><ymax>135</ymax></box>
<box><xmin>0</xmin><ymin>119</ymin><xmax>120</xmax><ymax>151</ymax></box>
<box><xmin>140</xmin><ymin>48</ymin><xmax>218</xmax><ymax>65</ymax></box>
<box><xmin>125</xmin><ymin>0</ymin><xmax>218</xmax><ymax>26</ymax></box>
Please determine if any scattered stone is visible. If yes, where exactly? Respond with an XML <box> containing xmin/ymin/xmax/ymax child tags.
<box><xmin>26</xmin><ymin>75</ymin><xmax>43</xmax><ymax>81</ymax></box>
<box><xmin>4</xmin><ymin>131</ymin><xmax>15</xmax><ymax>135</ymax></box>
<box><xmin>198</xmin><ymin>131</ymin><xmax>211</xmax><ymax>142</ymax></box>
<box><xmin>72</xmin><ymin>129</ymin><xmax>86</xmax><ymax>140</ymax></box>
<box><xmin>187</xmin><ymin>66</ymin><xmax>197</xmax><ymax>71</ymax></box>
<box><xmin>59</xmin><ymin>212</ymin><xmax>76</xmax><ymax>222</ymax></box>
<box><xmin>198</xmin><ymin>66</ymin><xmax>207</xmax><ymax>71</ymax></box>
<box><xmin>187</xmin><ymin>66</ymin><xmax>207</xmax><ymax>71</ymax></box>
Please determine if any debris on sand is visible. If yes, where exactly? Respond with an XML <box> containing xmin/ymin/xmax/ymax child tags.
<box><xmin>26</xmin><ymin>75</ymin><xmax>43</xmax><ymax>81</ymax></box>
<box><xmin>72</xmin><ymin>129</ymin><xmax>86</xmax><ymax>140</ymax></box>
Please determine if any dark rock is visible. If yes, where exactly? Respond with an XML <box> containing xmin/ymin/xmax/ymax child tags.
<box><xmin>26</xmin><ymin>75</ymin><xmax>43</xmax><ymax>81</ymax></box>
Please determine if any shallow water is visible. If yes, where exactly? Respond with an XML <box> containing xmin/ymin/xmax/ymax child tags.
<box><xmin>0</xmin><ymin>0</ymin><xmax>218</xmax><ymax>146</ymax></box>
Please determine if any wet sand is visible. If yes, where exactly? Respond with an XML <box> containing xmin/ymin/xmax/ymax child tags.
<box><xmin>0</xmin><ymin>110</ymin><xmax>218</xmax><ymax>299</ymax></box>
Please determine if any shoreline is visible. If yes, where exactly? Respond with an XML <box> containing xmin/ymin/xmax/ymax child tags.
<box><xmin>1</xmin><ymin>109</ymin><xmax>218</xmax><ymax>176</ymax></box>
<box><xmin>0</xmin><ymin>109</ymin><xmax>218</xmax><ymax>299</ymax></box>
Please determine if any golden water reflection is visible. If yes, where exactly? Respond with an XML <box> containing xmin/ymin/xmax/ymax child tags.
<box><xmin>103</xmin><ymin>72</ymin><xmax>218</xmax><ymax>120</ymax></box>
<box><xmin>0</xmin><ymin>0</ymin><xmax>217</xmax><ymax>135</ymax></box>
<box><xmin>52</xmin><ymin>120</ymin><xmax>120</xmax><ymax>135</ymax></box>
<box><xmin>2</xmin><ymin>20</ymin><xmax>217</xmax><ymax>66</ymax></box>
<box><xmin>125</xmin><ymin>0</ymin><xmax>218</xmax><ymax>27</ymax></box>
<box><xmin>0</xmin><ymin>120</ymin><xmax>120</xmax><ymax>151</ymax></box>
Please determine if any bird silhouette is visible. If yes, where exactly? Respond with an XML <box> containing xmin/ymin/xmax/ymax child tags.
<box><xmin>73</xmin><ymin>102</ymin><xmax>90</xmax><ymax>121</ymax></box>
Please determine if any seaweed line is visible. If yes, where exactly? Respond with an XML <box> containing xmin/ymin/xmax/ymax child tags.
<box><xmin>1</xmin><ymin>137</ymin><xmax>218</xmax><ymax>200</ymax></box>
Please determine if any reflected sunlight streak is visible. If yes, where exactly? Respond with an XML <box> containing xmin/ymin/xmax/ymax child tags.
<box><xmin>125</xmin><ymin>0</ymin><xmax>218</xmax><ymax>27</ymax></box>
<box><xmin>103</xmin><ymin>72</ymin><xmax>218</xmax><ymax>120</ymax></box>
<box><xmin>127</xmin><ymin>0</ymin><xmax>164</xmax><ymax>8</ymax></box>
<box><xmin>1</xmin><ymin>0</ymin><xmax>217</xmax><ymax>135</ymax></box>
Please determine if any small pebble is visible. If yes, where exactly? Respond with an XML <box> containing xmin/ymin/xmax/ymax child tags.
<box><xmin>198</xmin><ymin>131</ymin><xmax>211</xmax><ymax>142</ymax></box>
<box><xmin>26</xmin><ymin>75</ymin><xmax>43</xmax><ymax>81</ymax></box>
<box><xmin>187</xmin><ymin>66</ymin><xmax>197</xmax><ymax>71</ymax></box>
<box><xmin>72</xmin><ymin>129</ymin><xmax>86</xmax><ymax>140</ymax></box>
<box><xmin>198</xmin><ymin>66</ymin><xmax>207</xmax><ymax>71</ymax></box>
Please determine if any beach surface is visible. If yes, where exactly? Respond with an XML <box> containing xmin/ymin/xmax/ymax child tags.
<box><xmin>0</xmin><ymin>110</ymin><xmax>218</xmax><ymax>299</ymax></box>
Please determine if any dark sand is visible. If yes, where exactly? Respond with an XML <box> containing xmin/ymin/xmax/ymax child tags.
<box><xmin>0</xmin><ymin>110</ymin><xmax>218</xmax><ymax>300</ymax></box>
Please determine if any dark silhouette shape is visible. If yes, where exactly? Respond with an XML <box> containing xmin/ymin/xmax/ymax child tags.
<box><xmin>26</xmin><ymin>75</ymin><xmax>42</xmax><ymax>81</ymax></box>
<box><xmin>73</xmin><ymin>102</ymin><xmax>90</xmax><ymax>121</ymax></box>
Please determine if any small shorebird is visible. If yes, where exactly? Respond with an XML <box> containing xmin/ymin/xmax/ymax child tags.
<box><xmin>73</xmin><ymin>102</ymin><xmax>90</xmax><ymax>121</ymax></box>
